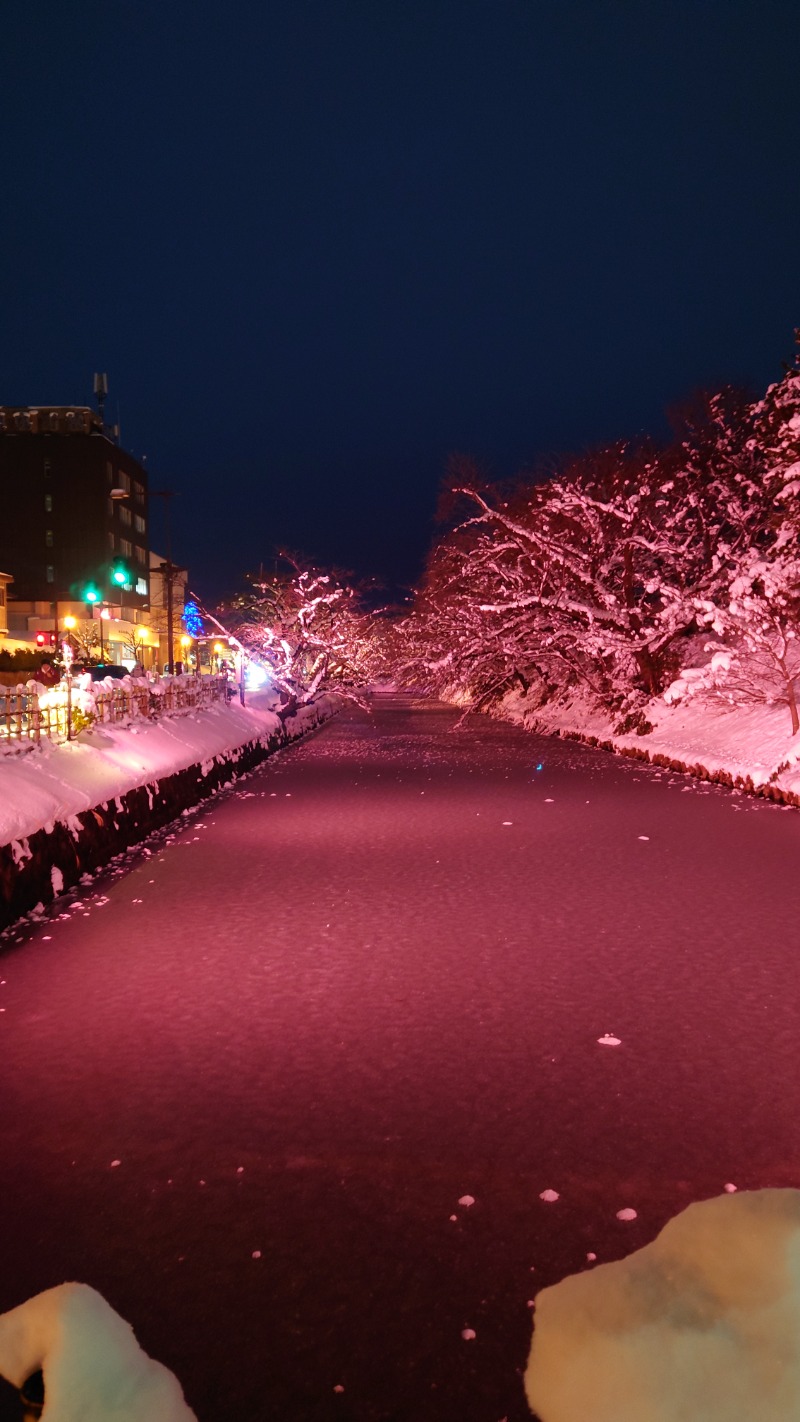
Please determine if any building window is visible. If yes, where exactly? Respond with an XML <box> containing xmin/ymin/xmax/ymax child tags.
<box><xmin>132</xmin><ymin>480</ymin><xmax>144</xmax><ymax>502</ymax></box>
<box><xmin>0</xmin><ymin>587</ymin><xmax>5</xmax><ymax>607</ymax></box>
<box><xmin>120</xmin><ymin>538</ymin><xmax>132</xmax><ymax>557</ymax></box>
<box><xmin>108</xmin><ymin>531</ymin><xmax>116</xmax><ymax>550</ymax></box>
<box><xmin>117</xmin><ymin>471</ymin><xmax>131</xmax><ymax>493</ymax></box>
<box><xmin>135</xmin><ymin>544</ymin><xmax>146</xmax><ymax>563</ymax></box>
<box><xmin>134</xmin><ymin>514</ymin><xmax>145</xmax><ymax>534</ymax></box>
<box><xmin>44</xmin><ymin>494</ymin><xmax>53</xmax><ymax>513</ymax></box>
<box><xmin>45</xmin><ymin>529</ymin><xmax>53</xmax><ymax>547</ymax></box>
<box><xmin>46</xmin><ymin>565</ymin><xmax>55</xmax><ymax>583</ymax></box>
<box><xmin>119</xmin><ymin>505</ymin><xmax>132</xmax><ymax>526</ymax></box>
<box><xmin>136</xmin><ymin>577</ymin><xmax>148</xmax><ymax>596</ymax></box>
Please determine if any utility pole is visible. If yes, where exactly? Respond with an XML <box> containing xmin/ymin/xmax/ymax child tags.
<box><xmin>157</xmin><ymin>559</ymin><xmax>185</xmax><ymax>674</ymax></box>
<box><xmin>149</xmin><ymin>490</ymin><xmax>180</xmax><ymax>672</ymax></box>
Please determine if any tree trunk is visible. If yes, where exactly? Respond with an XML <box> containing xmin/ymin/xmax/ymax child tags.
<box><xmin>634</xmin><ymin>646</ymin><xmax>661</xmax><ymax>696</ymax></box>
<box><xmin>787</xmin><ymin>677</ymin><xmax>800</xmax><ymax>736</ymax></box>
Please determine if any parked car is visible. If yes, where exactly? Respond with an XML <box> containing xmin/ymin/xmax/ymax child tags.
<box><xmin>71</xmin><ymin>662</ymin><xmax>129</xmax><ymax>683</ymax></box>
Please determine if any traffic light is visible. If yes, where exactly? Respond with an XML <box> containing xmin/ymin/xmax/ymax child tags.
<box><xmin>36</xmin><ymin>632</ymin><xmax>57</xmax><ymax>647</ymax></box>
<box><xmin>83</xmin><ymin>583</ymin><xmax>100</xmax><ymax>605</ymax></box>
<box><xmin>111</xmin><ymin>562</ymin><xmax>130</xmax><ymax>588</ymax></box>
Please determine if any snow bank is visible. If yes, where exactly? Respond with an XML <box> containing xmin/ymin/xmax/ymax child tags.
<box><xmin>526</xmin><ymin>1189</ymin><xmax>800</xmax><ymax>1422</ymax></box>
<box><xmin>0</xmin><ymin>692</ymin><xmax>338</xmax><ymax>931</ymax></box>
<box><xmin>498</xmin><ymin>683</ymin><xmax>800</xmax><ymax>804</ymax></box>
<box><xmin>0</xmin><ymin>1282</ymin><xmax>196</xmax><ymax>1421</ymax></box>
<box><xmin>0</xmin><ymin>693</ymin><xmax>296</xmax><ymax>847</ymax></box>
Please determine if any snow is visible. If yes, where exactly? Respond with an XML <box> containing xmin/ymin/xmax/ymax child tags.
<box><xmin>499</xmin><ymin>681</ymin><xmax>800</xmax><ymax>803</ymax></box>
<box><xmin>0</xmin><ymin>1283</ymin><xmax>196</xmax><ymax>1420</ymax></box>
<box><xmin>526</xmin><ymin>1189</ymin><xmax>800</xmax><ymax>1422</ymax></box>
<box><xmin>0</xmin><ymin>693</ymin><xmax>336</xmax><ymax>848</ymax></box>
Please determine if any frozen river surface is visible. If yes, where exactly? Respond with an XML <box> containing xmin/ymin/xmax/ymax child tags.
<box><xmin>2</xmin><ymin>694</ymin><xmax>800</xmax><ymax>1420</ymax></box>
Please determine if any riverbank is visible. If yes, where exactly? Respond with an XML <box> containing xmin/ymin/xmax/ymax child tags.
<box><xmin>489</xmin><ymin>684</ymin><xmax>800</xmax><ymax>806</ymax></box>
<box><xmin>0</xmin><ymin>693</ymin><xmax>338</xmax><ymax>932</ymax></box>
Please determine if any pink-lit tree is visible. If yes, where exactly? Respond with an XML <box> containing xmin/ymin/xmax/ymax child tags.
<box><xmin>392</xmin><ymin>372</ymin><xmax>790</xmax><ymax>720</ymax></box>
<box><xmin>689</xmin><ymin>552</ymin><xmax>800</xmax><ymax>735</ymax></box>
<box><xmin>227</xmin><ymin>560</ymin><xmax>384</xmax><ymax>704</ymax></box>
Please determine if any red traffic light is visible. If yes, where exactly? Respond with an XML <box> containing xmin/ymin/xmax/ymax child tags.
<box><xmin>35</xmin><ymin>632</ymin><xmax>57</xmax><ymax>648</ymax></box>
<box><xmin>36</xmin><ymin>633</ymin><xmax>46</xmax><ymax>647</ymax></box>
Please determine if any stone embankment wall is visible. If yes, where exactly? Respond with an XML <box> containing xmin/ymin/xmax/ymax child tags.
<box><xmin>0</xmin><ymin>700</ymin><xmax>335</xmax><ymax>934</ymax></box>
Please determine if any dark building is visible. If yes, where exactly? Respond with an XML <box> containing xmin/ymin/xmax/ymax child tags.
<box><xmin>0</xmin><ymin>406</ymin><xmax>150</xmax><ymax>613</ymax></box>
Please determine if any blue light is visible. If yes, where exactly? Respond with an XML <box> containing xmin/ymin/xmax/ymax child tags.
<box><xmin>182</xmin><ymin>601</ymin><xmax>204</xmax><ymax>636</ymax></box>
<box><xmin>536</xmin><ymin>763</ymin><xmax>544</xmax><ymax>771</ymax></box>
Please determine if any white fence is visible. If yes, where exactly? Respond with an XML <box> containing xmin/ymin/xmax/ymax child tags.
<box><xmin>0</xmin><ymin>674</ymin><xmax>230</xmax><ymax>746</ymax></box>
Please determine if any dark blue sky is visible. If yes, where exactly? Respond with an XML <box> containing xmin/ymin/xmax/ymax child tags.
<box><xmin>2</xmin><ymin>1</ymin><xmax>798</xmax><ymax>598</ymax></box>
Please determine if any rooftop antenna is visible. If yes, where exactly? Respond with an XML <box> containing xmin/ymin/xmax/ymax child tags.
<box><xmin>93</xmin><ymin>372</ymin><xmax>108</xmax><ymax>427</ymax></box>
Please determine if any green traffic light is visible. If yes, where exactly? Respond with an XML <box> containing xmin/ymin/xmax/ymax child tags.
<box><xmin>112</xmin><ymin>563</ymin><xmax>130</xmax><ymax>587</ymax></box>
<box><xmin>84</xmin><ymin>585</ymin><xmax>100</xmax><ymax>604</ymax></box>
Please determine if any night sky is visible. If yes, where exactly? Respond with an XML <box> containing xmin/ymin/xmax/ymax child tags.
<box><xmin>2</xmin><ymin>1</ymin><xmax>798</xmax><ymax>600</ymax></box>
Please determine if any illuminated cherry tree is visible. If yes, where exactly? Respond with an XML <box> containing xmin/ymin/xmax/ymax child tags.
<box><xmin>392</xmin><ymin>353</ymin><xmax>799</xmax><ymax>726</ymax></box>
<box><xmin>676</xmin><ymin>554</ymin><xmax>800</xmax><ymax>735</ymax></box>
<box><xmin>227</xmin><ymin>561</ymin><xmax>384</xmax><ymax>703</ymax></box>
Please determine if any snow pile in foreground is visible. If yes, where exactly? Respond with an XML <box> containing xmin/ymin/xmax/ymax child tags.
<box><xmin>0</xmin><ymin>1282</ymin><xmax>196</xmax><ymax>1420</ymax></box>
<box><xmin>526</xmin><ymin>1189</ymin><xmax>800</xmax><ymax>1422</ymax></box>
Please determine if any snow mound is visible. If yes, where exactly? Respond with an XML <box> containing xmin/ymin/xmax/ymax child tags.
<box><xmin>526</xmin><ymin>1189</ymin><xmax>800</xmax><ymax>1422</ymax></box>
<box><xmin>0</xmin><ymin>1283</ymin><xmax>196</xmax><ymax>1421</ymax></box>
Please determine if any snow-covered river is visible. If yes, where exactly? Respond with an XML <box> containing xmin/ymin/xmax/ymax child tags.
<box><xmin>1</xmin><ymin>694</ymin><xmax>799</xmax><ymax>1421</ymax></box>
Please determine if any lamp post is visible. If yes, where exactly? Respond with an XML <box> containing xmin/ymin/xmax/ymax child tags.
<box><xmin>63</xmin><ymin>614</ymin><xmax>77</xmax><ymax>660</ymax></box>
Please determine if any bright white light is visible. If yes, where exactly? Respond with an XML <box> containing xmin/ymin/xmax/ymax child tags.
<box><xmin>245</xmin><ymin>663</ymin><xmax>270</xmax><ymax>689</ymax></box>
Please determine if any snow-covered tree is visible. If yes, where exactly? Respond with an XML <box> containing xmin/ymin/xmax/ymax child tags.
<box><xmin>393</xmin><ymin>370</ymin><xmax>797</xmax><ymax>719</ymax></box>
<box><xmin>405</xmin><ymin>439</ymin><xmax>716</xmax><ymax>708</ymax></box>
<box><xmin>226</xmin><ymin>561</ymin><xmax>384</xmax><ymax>702</ymax></box>
<box><xmin>685</xmin><ymin>552</ymin><xmax>800</xmax><ymax>735</ymax></box>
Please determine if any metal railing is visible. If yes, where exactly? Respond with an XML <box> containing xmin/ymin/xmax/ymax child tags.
<box><xmin>0</xmin><ymin>675</ymin><xmax>230</xmax><ymax>746</ymax></box>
